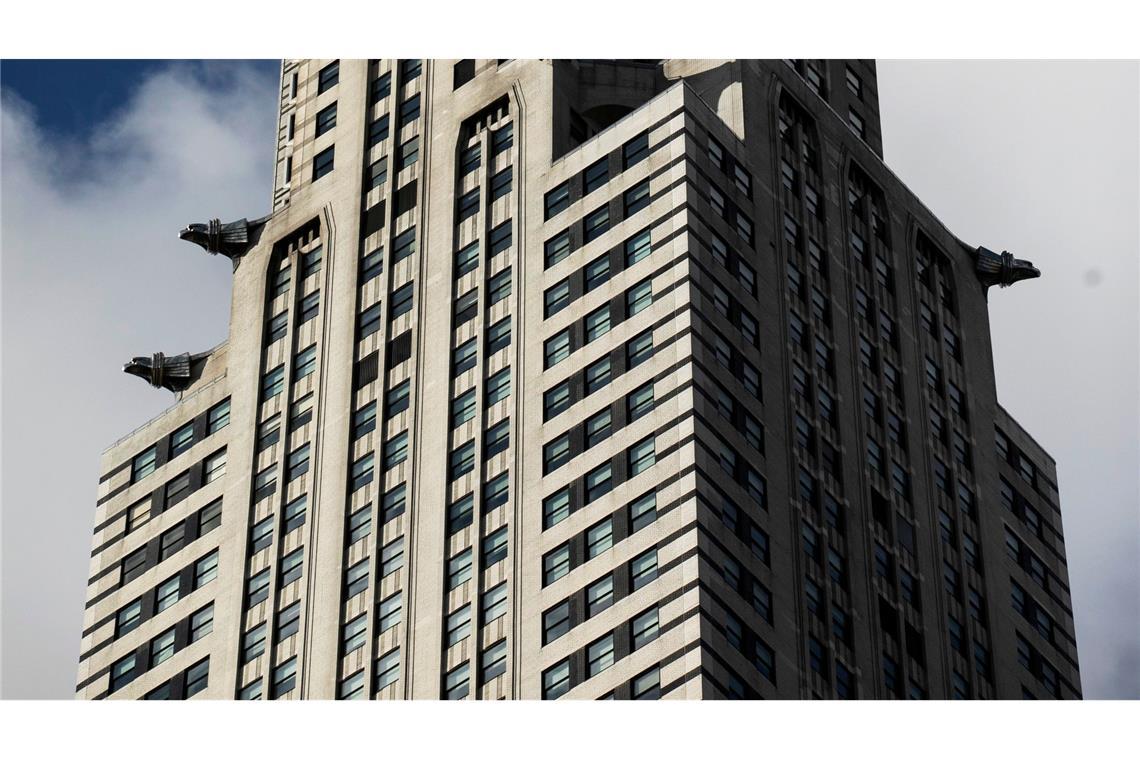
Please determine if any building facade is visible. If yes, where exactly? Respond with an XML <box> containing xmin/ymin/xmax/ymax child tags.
<box><xmin>76</xmin><ymin>59</ymin><xmax>1081</xmax><ymax>700</ymax></box>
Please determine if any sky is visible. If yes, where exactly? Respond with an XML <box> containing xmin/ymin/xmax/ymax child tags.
<box><xmin>1</xmin><ymin>60</ymin><xmax>1137</xmax><ymax>700</ymax></box>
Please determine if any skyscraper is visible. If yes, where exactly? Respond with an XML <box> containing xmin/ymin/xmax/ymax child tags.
<box><xmin>76</xmin><ymin>59</ymin><xmax>1081</xmax><ymax>700</ymax></box>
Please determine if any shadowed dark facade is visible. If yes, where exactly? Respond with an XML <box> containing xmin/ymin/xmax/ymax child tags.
<box><xmin>78</xmin><ymin>60</ymin><xmax>1080</xmax><ymax>701</ymax></box>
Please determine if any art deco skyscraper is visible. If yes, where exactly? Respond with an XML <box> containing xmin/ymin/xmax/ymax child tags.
<box><xmin>77</xmin><ymin>59</ymin><xmax>1081</xmax><ymax>700</ymax></box>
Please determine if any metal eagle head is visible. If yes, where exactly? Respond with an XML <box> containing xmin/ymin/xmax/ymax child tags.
<box><xmin>178</xmin><ymin>222</ymin><xmax>212</xmax><ymax>251</ymax></box>
<box><xmin>975</xmin><ymin>246</ymin><xmax>1041</xmax><ymax>288</ymax></box>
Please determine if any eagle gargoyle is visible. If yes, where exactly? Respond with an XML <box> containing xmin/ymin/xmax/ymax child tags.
<box><xmin>975</xmin><ymin>246</ymin><xmax>1041</xmax><ymax>289</ymax></box>
<box><xmin>178</xmin><ymin>215</ymin><xmax>270</xmax><ymax>270</ymax></box>
<box><xmin>123</xmin><ymin>352</ymin><xmax>211</xmax><ymax>393</ymax></box>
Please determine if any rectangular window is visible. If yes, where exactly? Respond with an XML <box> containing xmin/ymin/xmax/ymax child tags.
<box><xmin>398</xmin><ymin>93</ymin><xmax>420</xmax><ymax>127</ymax></box>
<box><xmin>484</xmin><ymin>418</ymin><xmax>510</xmax><ymax>456</ymax></box>
<box><xmin>396</xmin><ymin>136</ymin><xmax>419</xmax><ymax>171</ymax></box>
<box><xmin>246</xmin><ymin>569</ymin><xmax>270</xmax><ymax>607</ymax></box>
<box><xmin>587</xmin><ymin>634</ymin><xmax>615</xmax><ymax>677</ymax></box>
<box><xmin>585</xmin><ymin>356</ymin><xmax>611</xmax><ymax>394</ymax></box>
<box><xmin>380</xmin><ymin>536</ymin><xmax>405</xmax><ymax>576</ymax></box>
<box><xmin>623</xmin><ymin>131</ymin><xmax>650</xmax><ymax>168</ymax></box>
<box><xmin>378</xmin><ymin>592</ymin><xmax>402</xmax><ymax>632</ymax></box>
<box><xmin>488</xmin><ymin>267</ymin><xmax>512</xmax><ymax>304</ymax></box>
<box><xmin>631</xmin><ymin>548</ymin><xmax>658</xmax><ymax>589</ymax></box>
<box><xmin>583</xmin><ymin>205</ymin><xmax>610</xmax><ymax>243</ymax></box>
<box><xmin>630</xmin><ymin>491</ymin><xmax>657</xmax><ymax>532</ymax></box>
<box><xmin>628</xmin><ymin>436</ymin><xmax>656</xmax><ymax>476</ymax></box>
<box><xmin>488</xmin><ymin>220</ymin><xmax>512</xmax><ymax>256</ymax></box>
<box><xmin>386</xmin><ymin>380</ymin><xmax>410</xmax><ymax>417</ymax></box>
<box><xmin>485</xmin><ymin>367</ymin><xmax>511</xmax><ymax>405</ymax></box>
<box><xmin>370</xmin><ymin>71</ymin><xmax>391</xmax><ymax>103</ymax></box>
<box><xmin>459</xmin><ymin>143</ymin><xmax>481</xmax><ymax>175</ymax></box>
<box><xmin>384</xmin><ymin>431</ymin><xmax>409</xmax><ymax>468</ymax></box>
<box><xmin>159</xmin><ymin>523</ymin><xmax>186</xmax><ymax>561</ymax></box>
<box><xmin>585</xmin><ymin>305</ymin><xmax>610</xmax><ymax>342</ymax></box>
<box><xmin>543</xmin><ymin>543</ymin><xmax>570</xmax><ymax>586</ymax></box>
<box><xmin>367</xmin><ymin>115</ymin><xmax>389</xmax><ymax>148</ymax></box>
<box><xmin>544</xmin><ymin>230</ymin><xmax>570</xmax><ymax>268</ymax></box>
<box><xmin>456</xmin><ymin>188</ymin><xmax>480</xmax><ymax>223</ymax></box>
<box><xmin>491</xmin><ymin>122</ymin><xmax>513</xmax><ymax>155</ymax></box>
<box><xmin>347</xmin><ymin>505</ymin><xmax>371</xmax><ymax>544</ymax></box>
<box><xmin>283</xmin><ymin>494</ymin><xmax>307</xmax><ymax>533</ymax></box>
<box><xmin>483</xmin><ymin>582</ymin><xmax>508</xmax><ymax>622</ymax></box>
<box><xmin>452</xmin><ymin>337</ymin><xmax>477</xmax><ymax>375</ymax></box>
<box><xmin>110</xmin><ymin>653</ymin><xmax>137</xmax><ymax>692</ymax></box>
<box><xmin>627</xmin><ymin>382</ymin><xmax>654</xmax><ymax>421</ymax></box>
<box><xmin>444</xmin><ymin>662</ymin><xmax>470</xmax><ymax>701</ymax></box>
<box><xmin>486</xmin><ymin>317</ymin><xmax>511</xmax><ymax>354</ymax></box>
<box><xmin>583</xmin><ymin>158</ymin><xmax>609</xmax><ymax>194</ymax></box>
<box><xmin>483</xmin><ymin>526</ymin><xmax>508</xmax><ymax>567</ymax></box>
<box><xmin>586</xmin><ymin>518</ymin><xmax>614</xmax><ymax>559</ymax></box>
<box><xmin>544</xmin><ymin>279</ymin><xmax>570</xmax><ymax>318</ymax></box>
<box><xmin>286</xmin><ymin>443</ymin><xmax>310</xmax><ymax>481</ymax></box>
<box><xmin>543</xmin><ymin>381</ymin><xmax>570</xmax><ymax>421</ymax></box>
<box><xmin>312</xmin><ymin>146</ymin><xmax>335</xmax><ymax>181</ymax></box>
<box><xmin>585</xmin><ymin>408</ymin><xmax>612</xmax><ymax>448</ymax></box>
<box><xmin>317</xmin><ymin>60</ymin><xmax>339</xmax><ymax>93</ymax></box>
<box><xmin>447</xmin><ymin>548</ymin><xmax>473</xmax><ymax>590</ymax></box>
<box><xmin>206</xmin><ymin>398</ymin><xmax>230</xmax><ymax>433</ymax></box>
<box><xmin>390</xmin><ymin>282</ymin><xmax>414</xmax><ymax>318</ymax></box>
<box><xmin>350</xmin><ymin>453</ymin><xmax>374</xmax><ymax>491</ymax></box>
<box><xmin>543</xmin><ymin>434</ymin><xmax>570</xmax><ymax>475</ymax></box>
<box><xmin>272</xmin><ymin>657</ymin><xmax>297</xmax><ymax>698</ymax></box>
<box><xmin>543</xmin><ymin>660</ymin><xmax>570</xmax><ymax>700</ymax></box>
<box><xmin>315</xmin><ymin>102</ymin><xmax>337</xmax><ymax>136</ymax></box>
<box><xmin>280</xmin><ymin>547</ymin><xmax>304</xmax><ymax>586</ymax></box>
<box><xmin>585</xmin><ymin>462</ymin><xmax>612</xmax><ymax>503</ymax></box>
<box><xmin>624</xmin><ymin>228</ymin><xmax>652</xmax><ymax>266</ymax></box>
<box><xmin>293</xmin><ymin>344</ymin><xmax>317</xmax><ymax>381</ymax></box>
<box><xmin>544</xmin><ymin>329</ymin><xmax>570</xmax><ymax>369</ymax></box>
<box><xmin>375</xmin><ymin>649</ymin><xmax>400</xmax><ymax>691</ymax></box>
<box><xmin>543</xmin><ymin>488</ymin><xmax>570</xmax><ymax>529</ymax></box>
<box><xmin>170</xmin><ymin>422</ymin><xmax>194</xmax><ymax>457</ymax></box>
<box><xmin>587</xmin><ymin>575</ymin><xmax>614</xmax><ymax>617</ymax></box>
<box><xmin>490</xmin><ymin>166</ymin><xmax>513</xmax><ymax>201</ymax></box>
<box><xmin>155</xmin><ymin>575</ymin><xmax>180</xmax><ymax>612</ymax></box>
<box><xmin>448</xmin><ymin>492</ymin><xmax>474</xmax><ymax>533</ymax></box>
<box><xmin>584</xmin><ymin>254</ymin><xmax>610</xmax><ymax>292</ymax></box>
<box><xmin>545</xmin><ymin>182</ymin><xmax>570</xmax><ymax>219</ymax></box>
<box><xmin>626</xmin><ymin>279</ymin><xmax>653</xmax><ymax>316</ymax></box>
<box><xmin>392</xmin><ymin>228</ymin><xmax>416</xmax><ymax>262</ymax></box>
<box><xmin>277</xmin><ymin>601</ymin><xmax>301</xmax><ymax>641</ymax></box>
<box><xmin>194</xmin><ymin>550</ymin><xmax>218</xmax><ymax>589</ymax></box>
<box><xmin>624</xmin><ymin>180</ymin><xmax>651</xmax><ymax>215</ymax></box>
<box><xmin>164</xmin><ymin>470</ymin><xmax>191</xmax><ymax>507</ymax></box>
<box><xmin>131</xmin><ymin>446</ymin><xmax>157</xmax><ymax>483</ymax></box>
<box><xmin>446</xmin><ymin>605</ymin><xmax>471</xmax><ymax>647</ymax></box>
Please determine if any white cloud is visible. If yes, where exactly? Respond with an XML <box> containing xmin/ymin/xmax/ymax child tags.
<box><xmin>1</xmin><ymin>62</ymin><xmax>277</xmax><ymax>698</ymax></box>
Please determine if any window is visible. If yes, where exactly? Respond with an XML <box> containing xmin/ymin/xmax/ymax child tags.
<box><xmin>390</xmin><ymin>282</ymin><xmax>414</xmax><ymax>318</ymax></box>
<box><xmin>491</xmin><ymin>122</ymin><xmax>513</xmax><ymax>155</ymax></box>
<box><xmin>453</xmin><ymin>337</ymin><xmax>477</xmax><ymax>375</ymax></box>
<box><xmin>488</xmin><ymin>267</ymin><xmax>512</xmax><ymax>304</ymax></box>
<box><xmin>447</xmin><ymin>549</ymin><xmax>473</xmax><ymax>589</ymax></box>
<box><xmin>396</xmin><ymin>136</ymin><xmax>419</xmax><ymax>171</ymax></box>
<box><xmin>198</xmin><ymin>499</ymin><xmax>222</xmax><ymax>535</ymax></box>
<box><xmin>283</xmin><ymin>494</ymin><xmax>307</xmax><ymax>533</ymax></box>
<box><xmin>120</xmin><ymin>546</ymin><xmax>147</xmax><ymax>585</ymax></box>
<box><xmin>585</xmin><ymin>462</ymin><xmax>612</xmax><ymax>504</ymax></box>
<box><xmin>624</xmin><ymin>180</ymin><xmax>651</xmax><ymax>215</ymax></box>
<box><xmin>543</xmin><ymin>488</ymin><xmax>570</xmax><ymax>529</ymax></box>
<box><xmin>587</xmin><ymin>634</ymin><xmax>615</xmax><ymax>677</ymax></box>
<box><xmin>543</xmin><ymin>434</ymin><xmax>570</xmax><ymax>475</ymax></box>
<box><xmin>632</xmin><ymin>667</ymin><xmax>660</xmax><ymax>699</ymax></box>
<box><xmin>544</xmin><ymin>279</ymin><xmax>570</xmax><ymax>318</ymax></box>
<box><xmin>367</xmin><ymin>115</ymin><xmax>389</xmax><ymax>148</ymax></box>
<box><xmin>628</xmin><ymin>436</ymin><xmax>656</xmax><ymax>476</ymax></box>
<box><xmin>398</xmin><ymin>93</ymin><xmax>420</xmax><ymax>126</ymax></box>
<box><xmin>483</xmin><ymin>582</ymin><xmax>508</xmax><ymax>622</ymax></box>
<box><xmin>164</xmin><ymin>469</ymin><xmax>191</xmax><ymax>507</ymax></box>
<box><xmin>627</xmin><ymin>382</ymin><xmax>654</xmax><ymax>421</ymax></box>
<box><xmin>277</xmin><ymin>601</ymin><xmax>301</xmax><ymax>641</ymax></box>
<box><xmin>545</xmin><ymin>182</ymin><xmax>570</xmax><ymax>219</ymax></box>
<box><xmin>378</xmin><ymin>592</ymin><xmax>402</xmax><ymax>632</ymax></box>
<box><xmin>170</xmin><ymin>423</ymin><xmax>194</xmax><ymax>457</ymax></box>
<box><xmin>149</xmin><ymin>627</ymin><xmax>176</xmax><ymax>668</ymax></box>
<box><xmin>543</xmin><ymin>601</ymin><xmax>570</xmax><ymax>644</ymax></box>
<box><xmin>384</xmin><ymin>431</ymin><xmax>409</xmax><ymax>469</ymax></box>
<box><xmin>454</xmin><ymin>288</ymin><xmax>478</xmax><ymax>325</ymax></box>
<box><xmin>350</xmin><ymin>453</ymin><xmax>374</xmax><ymax>491</ymax></box>
<box><xmin>631</xmin><ymin>548</ymin><xmax>659</xmax><ymax>590</ymax></box>
<box><xmin>312</xmin><ymin>146</ymin><xmax>334</xmax><ymax>181</ymax></box>
<box><xmin>115</xmin><ymin>599</ymin><xmax>142</xmax><ymax>637</ymax></box>
<box><xmin>272</xmin><ymin>657</ymin><xmax>297</xmax><ymax>698</ymax></box>
<box><xmin>486</xmin><ymin>368</ymin><xmax>511</xmax><ymax>405</ymax></box>
<box><xmin>585</xmin><ymin>358</ymin><xmax>615</xmax><ymax>397</ymax></box>
<box><xmin>482</xmin><ymin>640</ymin><xmax>508</xmax><ymax>682</ymax></box>
<box><xmin>489</xmin><ymin>220</ymin><xmax>512</xmax><ymax>256</ymax></box>
<box><xmin>543</xmin><ymin>660</ymin><xmax>570</xmax><ymax>700</ymax></box>
<box><xmin>584</xmin><ymin>254</ymin><xmax>611</xmax><ymax>292</ymax></box>
<box><xmin>315</xmin><ymin>102</ymin><xmax>337</xmax><ymax>136</ymax></box>
<box><xmin>490</xmin><ymin>166</ymin><xmax>513</xmax><ymax>201</ymax></box>
<box><xmin>374</xmin><ymin>649</ymin><xmax>400</xmax><ymax>692</ymax></box>
<box><xmin>246</xmin><ymin>569</ymin><xmax>270</xmax><ymax>607</ymax></box>
<box><xmin>293</xmin><ymin>345</ymin><xmax>317</xmax><ymax>381</ymax></box>
<box><xmin>624</xmin><ymin>228</ymin><xmax>652</xmax><ymax>267</ymax></box>
<box><xmin>587</xmin><ymin>575</ymin><xmax>614</xmax><ymax>617</ymax></box>
<box><xmin>317</xmin><ymin>60</ymin><xmax>339</xmax><ymax>93</ymax></box>
<box><xmin>487</xmin><ymin>317</ymin><xmax>511</xmax><ymax>354</ymax></box>
<box><xmin>624</xmin><ymin>131</ymin><xmax>650</xmax><ymax>168</ymax></box>
<box><xmin>451</xmin><ymin>389</ymin><xmax>476</xmax><ymax>428</ymax></box>
<box><xmin>544</xmin><ymin>330</ymin><xmax>570</xmax><ymax>368</ymax></box>
<box><xmin>448</xmin><ymin>493</ymin><xmax>474</xmax><ymax>533</ymax></box>
<box><xmin>459</xmin><ymin>143</ymin><xmax>481</xmax><ymax>175</ymax></box>
<box><xmin>626</xmin><ymin>279</ymin><xmax>653</xmax><ymax>316</ymax></box>
<box><xmin>280</xmin><ymin>547</ymin><xmax>304</xmax><ymax>586</ymax></box>
<box><xmin>370</xmin><ymin>71</ymin><xmax>391</xmax><ymax>102</ymax></box>
<box><xmin>848</xmin><ymin>109</ymin><xmax>866</xmax><ymax>138</ymax></box>
<box><xmin>583</xmin><ymin>205</ymin><xmax>610</xmax><ymax>242</ymax></box>
<box><xmin>400</xmin><ymin>58</ymin><xmax>422</xmax><ymax>81</ymax></box>
<box><xmin>286</xmin><ymin>444</ymin><xmax>310</xmax><ymax>481</ymax></box>
<box><xmin>585</xmin><ymin>408</ymin><xmax>612</xmax><ymax>447</ymax></box>
<box><xmin>194</xmin><ymin>550</ymin><xmax>218</xmax><ymax>589</ymax></box>
<box><xmin>110</xmin><ymin>652</ymin><xmax>137</xmax><ymax>692</ymax></box>
<box><xmin>299</xmin><ymin>291</ymin><xmax>320</xmax><ymax>323</ymax></box>
<box><xmin>585</xmin><ymin>305</ymin><xmax>610</xmax><ymax>342</ymax></box>
<box><xmin>846</xmin><ymin>66</ymin><xmax>863</xmax><ymax>98</ymax></box>
<box><xmin>159</xmin><ymin>524</ymin><xmax>186</xmax><ymax>561</ymax></box>
<box><xmin>380</xmin><ymin>536</ymin><xmax>405</xmax><ymax>576</ymax></box>
<box><xmin>544</xmin><ymin>230</ymin><xmax>570</xmax><ymax>268</ymax></box>
<box><xmin>392</xmin><ymin>228</ymin><xmax>416</xmax><ymax>262</ymax></box>
<box><xmin>384</xmin><ymin>380</ymin><xmax>410</xmax><ymax>418</ymax></box>
<box><xmin>583</xmin><ymin>158</ymin><xmax>609</xmax><ymax>195</ymax></box>
<box><xmin>484</xmin><ymin>420</ymin><xmax>510</xmax><ymax>458</ymax></box>
<box><xmin>630</xmin><ymin>491</ymin><xmax>657</xmax><ymax>532</ymax></box>
<box><xmin>586</xmin><ymin>518</ymin><xmax>613</xmax><ymax>559</ymax></box>
<box><xmin>543</xmin><ymin>544</ymin><xmax>570</xmax><ymax>586</ymax></box>
<box><xmin>457</xmin><ymin>188</ymin><xmax>480</xmax><ymax>223</ymax></box>
<box><xmin>446</xmin><ymin>605</ymin><xmax>471</xmax><ymax>647</ymax></box>
<box><xmin>347</xmin><ymin>505</ymin><xmax>370</xmax><ymax>544</ymax></box>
